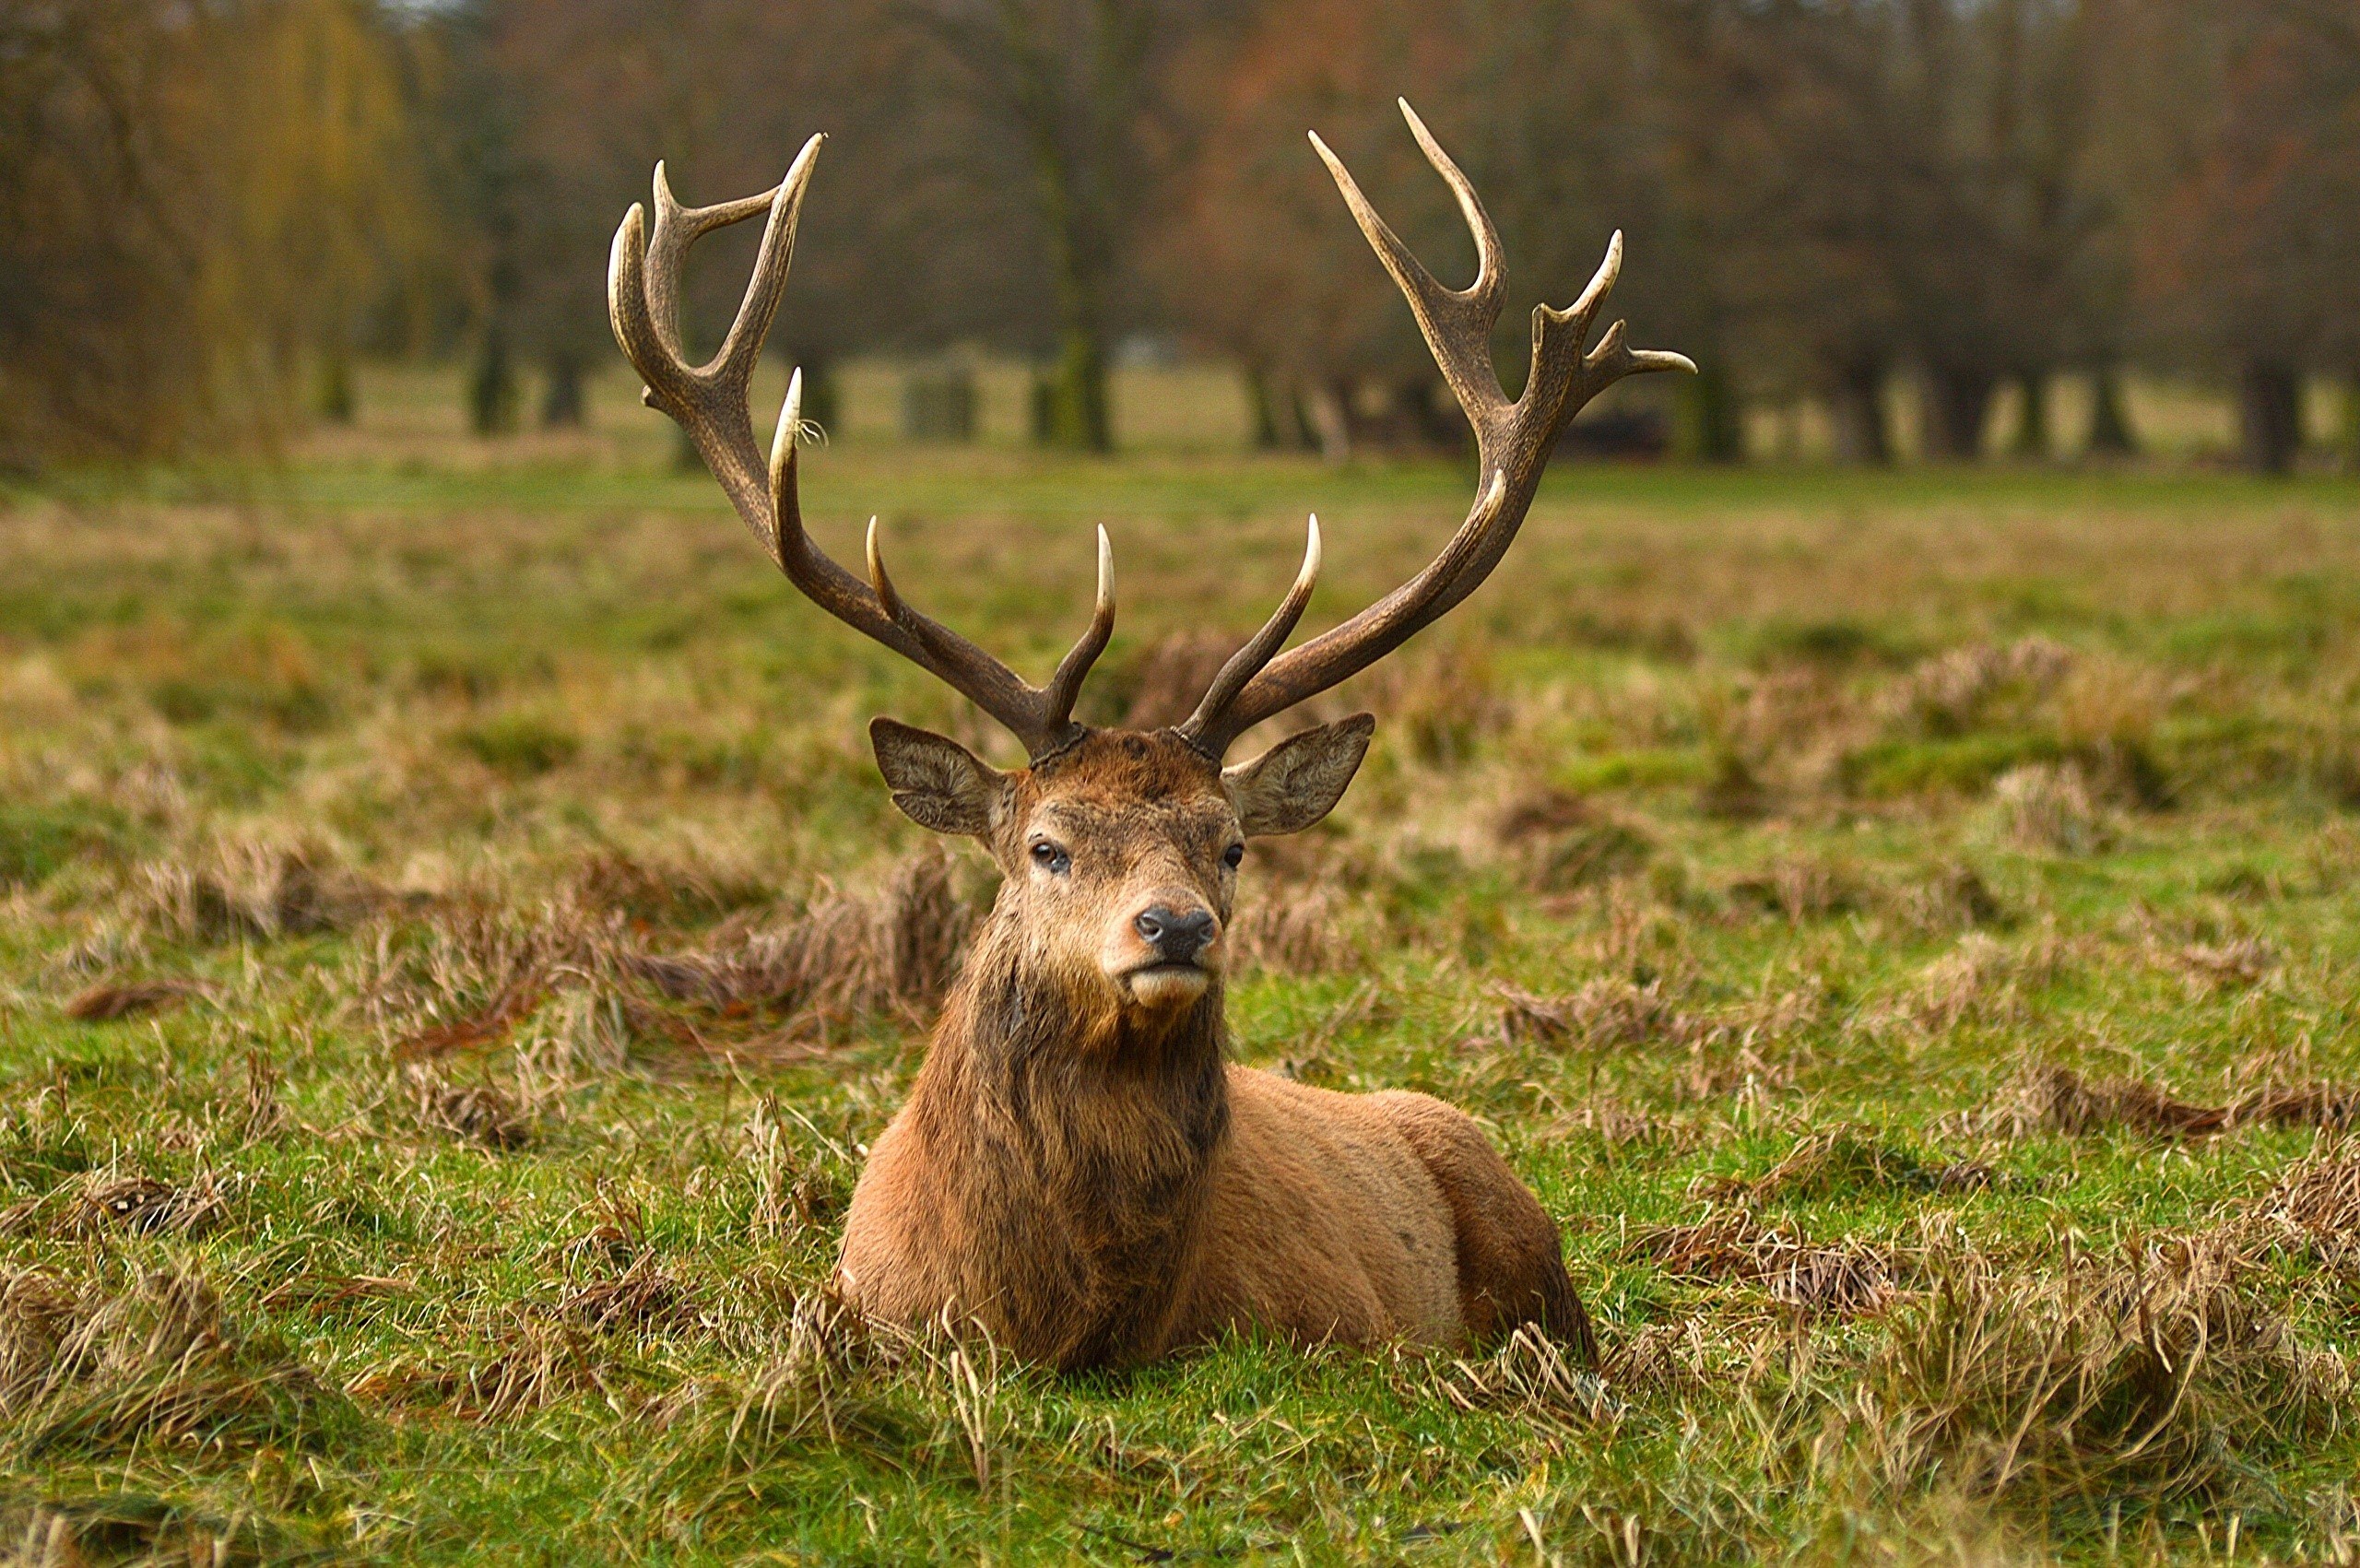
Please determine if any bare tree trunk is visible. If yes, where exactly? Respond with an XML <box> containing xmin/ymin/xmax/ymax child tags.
<box><xmin>1392</xmin><ymin>376</ymin><xmax>1466</xmax><ymax>454</ymax></box>
<box><xmin>2238</xmin><ymin>360</ymin><xmax>2302</xmax><ymax>475</ymax></box>
<box><xmin>1245</xmin><ymin>364</ymin><xmax>1281</xmax><ymax>450</ymax></box>
<box><xmin>1306</xmin><ymin>381</ymin><xmax>1351</xmax><ymax>466</ymax></box>
<box><xmin>313</xmin><ymin>341</ymin><xmax>356</xmax><ymax>427</ymax></box>
<box><xmin>1923</xmin><ymin>364</ymin><xmax>1995</xmax><ymax>460</ymax></box>
<box><xmin>1245</xmin><ymin>364</ymin><xmax>1313</xmax><ymax>452</ymax></box>
<box><xmin>792</xmin><ymin>357</ymin><xmax>839</xmax><ymax>436</ymax></box>
<box><xmin>1044</xmin><ymin>322</ymin><xmax>1109</xmax><ymax>451</ymax></box>
<box><xmin>1827</xmin><ymin>356</ymin><xmax>1891</xmax><ymax>466</ymax></box>
<box><xmin>988</xmin><ymin>0</ymin><xmax>1131</xmax><ymax>454</ymax></box>
<box><xmin>1674</xmin><ymin>354</ymin><xmax>1744</xmax><ymax>462</ymax></box>
<box><xmin>468</xmin><ymin>323</ymin><xmax>517</xmax><ymax>437</ymax></box>
<box><xmin>2009</xmin><ymin>371</ymin><xmax>2048</xmax><ymax>459</ymax></box>
<box><xmin>2342</xmin><ymin>369</ymin><xmax>2360</xmax><ymax>476</ymax></box>
<box><xmin>540</xmin><ymin>348</ymin><xmax>584</xmax><ymax>430</ymax></box>
<box><xmin>2086</xmin><ymin>365</ymin><xmax>2136</xmax><ymax>456</ymax></box>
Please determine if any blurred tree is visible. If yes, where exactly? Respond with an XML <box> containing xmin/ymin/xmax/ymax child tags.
<box><xmin>432</xmin><ymin>0</ymin><xmax>1096</xmax><ymax>451</ymax></box>
<box><xmin>2128</xmin><ymin>0</ymin><xmax>2360</xmax><ymax>473</ymax></box>
<box><xmin>0</xmin><ymin>0</ymin><xmax>425</xmax><ymax>464</ymax></box>
<box><xmin>898</xmin><ymin>0</ymin><xmax>1233</xmax><ymax>453</ymax></box>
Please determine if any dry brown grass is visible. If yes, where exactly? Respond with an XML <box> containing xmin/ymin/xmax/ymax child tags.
<box><xmin>1856</xmin><ymin>1237</ymin><xmax>2346</xmax><ymax>1508</ymax></box>
<box><xmin>1883</xmin><ymin>636</ymin><xmax>2076</xmax><ymax>737</ymax></box>
<box><xmin>1966</xmin><ymin>1066</ymin><xmax>2360</xmax><ymax>1141</ymax></box>
<box><xmin>1991</xmin><ymin>763</ymin><xmax>2107</xmax><ymax>854</ymax></box>
<box><xmin>405</xmin><ymin>1065</ymin><xmax>532</xmax><ymax>1149</ymax></box>
<box><xmin>1436</xmin><ymin>1326</ymin><xmax>1620</xmax><ymax>1433</ymax></box>
<box><xmin>1694</xmin><ymin>1127</ymin><xmax>1996</xmax><ymax>1205</ymax></box>
<box><xmin>60</xmin><ymin>978</ymin><xmax>208</xmax><ymax>1021</ymax></box>
<box><xmin>0</xmin><ymin>1265</ymin><xmax>343</xmax><ymax>1461</ymax></box>
<box><xmin>2256</xmin><ymin>1138</ymin><xmax>2360</xmax><ymax>1260</ymax></box>
<box><xmin>355</xmin><ymin>846</ymin><xmax>981</xmax><ymax>1073</ymax></box>
<box><xmin>1493</xmin><ymin>976</ymin><xmax>1695</xmax><ymax>1052</ymax></box>
<box><xmin>12</xmin><ymin>455</ymin><xmax>2360</xmax><ymax>1557</ymax></box>
<box><xmin>124</xmin><ymin>841</ymin><xmax>395</xmax><ymax>946</ymax></box>
<box><xmin>1629</xmin><ymin>1209</ymin><xmax>1900</xmax><ymax>1315</ymax></box>
<box><xmin>1970</xmin><ymin>1066</ymin><xmax>2229</xmax><ymax>1138</ymax></box>
<box><xmin>1225</xmin><ymin>879</ymin><xmax>1351</xmax><ymax>974</ymax></box>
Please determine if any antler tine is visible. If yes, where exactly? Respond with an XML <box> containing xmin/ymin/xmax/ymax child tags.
<box><xmin>611</xmin><ymin>139</ymin><xmax>1109</xmax><ymax>760</ymax></box>
<box><xmin>1040</xmin><ymin>525</ymin><xmax>1116</xmax><ymax>737</ymax></box>
<box><xmin>1308</xmin><ymin>101</ymin><xmax>1509</xmax><ymax>436</ymax></box>
<box><xmin>1176</xmin><ymin>519</ymin><xmax>1321</xmax><ymax>753</ymax></box>
<box><xmin>1180</xmin><ymin>101</ymin><xmax>1692</xmax><ymax>758</ymax></box>
<box><xmin>609</xmin><ymin>136</ymin><xmax>823</xmax><ymax>549</ymax></box>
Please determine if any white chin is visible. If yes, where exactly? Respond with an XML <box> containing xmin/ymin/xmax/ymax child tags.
<box><xmin>1123</xmin><ymin>966</ymin><xmax>1210</xmax><ymax>1009</ymax></box>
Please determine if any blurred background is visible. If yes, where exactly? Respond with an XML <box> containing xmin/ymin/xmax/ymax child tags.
<box><xmin>5</xmin><ymin>0</ymin><xmax>2356</xmax><ymax>476</ymax></box>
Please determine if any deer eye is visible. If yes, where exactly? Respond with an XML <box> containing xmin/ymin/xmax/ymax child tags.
<box><xmin>1222</xmin><ymin>843</ymin><xmax>1245</xmax><ymax>870</ymax></box>
<box><xmin>1029</xmin><ymin>840</ymin><xmax>1070</xmax><ymax>876</ymax></box>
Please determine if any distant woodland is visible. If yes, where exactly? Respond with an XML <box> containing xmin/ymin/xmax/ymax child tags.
<box><xmin>5</xmin><ymin>0</ymin><xmax>2356</xmax><ymax>470</ymax></box>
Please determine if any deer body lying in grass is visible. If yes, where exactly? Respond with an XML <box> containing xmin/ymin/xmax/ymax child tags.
<box><xmin>608</xmin><ymin>101</ymin><xmax>1691</xmax><ymax>1371</ymax></box>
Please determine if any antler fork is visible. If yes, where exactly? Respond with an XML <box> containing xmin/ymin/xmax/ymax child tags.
<box><xmin>1175</xmin><ymin>100</ymin><xmax>1694</xmax><ymax>758</ymax></box>
<box><xmin>607</xmin><ymin>136</ymin><xmax>1113</xmax><ymax>760</ymax></box>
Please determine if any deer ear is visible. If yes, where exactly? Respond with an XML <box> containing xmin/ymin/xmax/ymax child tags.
<box><xmin>1222</xmin><ymin>713</ymin><xmax>1375</xmax><ymax>837</ymax></box>
<box><xmin>870</xmin><ymin>717</ymin><xmax>1008</xmax><ymax>837</ymax></box>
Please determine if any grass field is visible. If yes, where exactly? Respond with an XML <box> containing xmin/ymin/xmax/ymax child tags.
<box><xmin>7</xmin><ymin>410</ymin><xmax>2360</xmax><ymax>1563</ymax></box>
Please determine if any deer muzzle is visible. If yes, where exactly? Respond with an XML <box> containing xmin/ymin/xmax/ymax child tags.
<box><xmin>1110</xmin><ymin>899</ymin><xmax>1221</xmax><ymax>1008</ymax></box>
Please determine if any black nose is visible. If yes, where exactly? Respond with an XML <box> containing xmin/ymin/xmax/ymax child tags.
<box><xmin>1135</xmin><ymin>905</ymin><xmax>1216</xmax><ymax>963</ymax></box>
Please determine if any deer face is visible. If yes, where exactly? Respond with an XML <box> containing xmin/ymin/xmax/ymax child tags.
<box><xmin>870</xmin><ymin>717</ymin><xmax>1374</xmax><ymax>1016</ymax></box>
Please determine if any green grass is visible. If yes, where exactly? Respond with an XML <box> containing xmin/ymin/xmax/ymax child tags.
<box><xmin>6</xmin><ymin>439</ymin><xmax>2360</xmax><ymax>1562</ymax></box>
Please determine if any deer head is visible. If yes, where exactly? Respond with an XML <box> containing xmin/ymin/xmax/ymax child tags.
<box><xmin>608</xmin><ymin>101</ymin><xmax>1692</xmax><ymax>1028</ymax></box>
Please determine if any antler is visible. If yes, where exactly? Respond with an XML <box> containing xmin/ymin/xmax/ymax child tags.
<box><xmin>608</xmin><ymin>136</ymin><xmax>1113</xmax><ymax>760</ymax></box>
<box><xmin>1176</xmin><ymin>100</ymin><xmax>1694</xmax><ymax>758</ymax></box>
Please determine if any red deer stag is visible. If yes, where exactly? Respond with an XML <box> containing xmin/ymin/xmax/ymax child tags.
<box><xmin>608</xmin><ymin>101</ymin><xmax>1691</xmax><ymax>1370</ymax></box>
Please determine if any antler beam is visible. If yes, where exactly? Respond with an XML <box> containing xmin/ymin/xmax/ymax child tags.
<box><xmin>1176</xmin><ymin>100</ymin><xmax>1694</xmax><ymax>758</ymax></box>
<box><xmin>608</xmin><ymin>136</ymin><xmax>1112</xmax><ymax>760</ymax></box>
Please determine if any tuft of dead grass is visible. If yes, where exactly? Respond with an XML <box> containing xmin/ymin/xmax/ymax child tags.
<box><xmin>1115</xmin><ymin>634</ymin><xmax>1237</xmax><ymax>731</ymax></box>
<box><xmin>406</xmin><ymin>1066</ymin><xmax>531</xmax><ymax>1149</ymax></box>
<box><xmin>63</xmin><ymin>978</ymin><xmax>209</xmax><ymax>1022</ymax></box>
<box><xmin>744</xmin><ymin>1095</ymin><xmax>847</xmax><ymax>1239</ymax></box>
<box><xmin>1436</xmin><ymin>1326</ymin><xmax>1620</xmax><ymax>1433</ymax></box>
<box><xmin>1727</xmin><ymin>856</ymin><xmax>1870</xmax><ymax>925</ymax></box>
<box><xmin>2164</xmin><ymin>936</ymin><xmax>2279</xmax><ymax>995</ymax></box>
<box><xmin>1968</xmin><ymin>1066</ymin><xmax>2227</xmax><ymax>1139</ymax></box>
<box><xmin>1494</xmin><ymin>978</ymin><xmax>1693</xmax><ymax>1052</ymax></box>
<box><xmin>1693</xmin><ymin>1127</ymin><xmax>1997</xmax><ymax>1205</ymax></box>
<box><xmin>1884</xmin><ymin>934</ymin><xmax>2027</xmax><ymax>1036</ymax></box>
<box><xmin>1857</xmin><ymin>1237</ymin><xmax>2345</xmax><ymax>1508</ymax></box>
<box><xmin>1628</xmin><ymin>1210</ymin><xmax>1898</xmax><ymax>1315</ymax></box>
<box><xmin>126</xmin><ymin>842</ymin><xmax>393</xmax><ymax>945</ymax></box>
<box><xmin>1898</xmin><ymin>861</ymin><xmax>2010</xmax><ymax>935</ymax></box>
<box><xmin>1968</xmin><ymin>1065</ymin><xmax>2360</xmax><ymax>1141</ymax></box>
<box><xmin>1491</xmin><ymin>788</ymin><xmax>1653</xmax><ymax>896</ymax></box>
<box><xmin>1991</xmin><ymin>763</ymin><xmax>2106</xmax><ymax>854</ymax></box>
<box><xmin>1225</xmin><ymin>881</ymin><xmax>1350</xmax><ymax>975</ymax></box>
<box><xmin>75</xmin><ymin>1171</ymin><xmax>230</xmax><ymax>1238</ymax></box>
<box><xmin>2255</xmin><ymin>1138</ymin><xmax>2360</xmax><ymax>1261</ymax></box>
<box><xmin>372</xmin><ymin>847</ymin><xmax>979</xmax><ymax>1068</ymax></box>
<box><xmin>623</xmin><ymin>846</ymin><xmax>977</xmax><ymax>1031</ymax></box>
<box><xmin>0</xmin><ymin>1266</ymin><xmax>344</xmax><ymax>1459</ymax></box>
<box><xmin>1884</xmin><ymin>637</ymin><xmax>2075</xmax><ymax>737</ymax></box>
<box><xmin>2236</xmin><ymin>1081</ymin><xmax>2360</xmax><ymax>1132</ymax></box>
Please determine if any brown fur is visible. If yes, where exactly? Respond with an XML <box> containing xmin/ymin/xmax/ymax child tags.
<box><xmin>836</xmin><ymin>726</ymin><xmax>1588</xmax><ymax>1370</ymax></box>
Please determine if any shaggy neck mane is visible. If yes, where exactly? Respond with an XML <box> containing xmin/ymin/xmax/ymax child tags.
<box><xmin>900</xmin><ymin>902</ymin><xmax>1231</xmax><ymax>1367</ymax></box>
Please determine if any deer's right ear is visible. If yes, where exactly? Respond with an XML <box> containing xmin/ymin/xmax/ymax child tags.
<box><xmin>869</xmin><ymin>717</ymin><xmax>1008</xmax><ymax>838</ymax></box>
<box><xmin>1223</xmin><ymin>713</ymin><xmax>1375</xmax><ymax>837</ymax></box>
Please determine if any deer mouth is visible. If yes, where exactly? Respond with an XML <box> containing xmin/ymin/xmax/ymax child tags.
<box><xmin>1121</xmin><ymin>961</ymin><xmax>1211</xmax><ymax>1008</ymax></box>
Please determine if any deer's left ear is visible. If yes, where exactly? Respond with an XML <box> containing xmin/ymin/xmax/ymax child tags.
<box><xmin>1223</xmin><ymin>713</ymin><xmax>1375</xmax><ymax>837</ymax></box>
